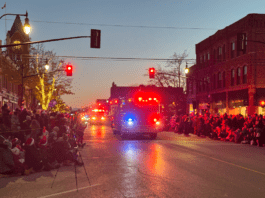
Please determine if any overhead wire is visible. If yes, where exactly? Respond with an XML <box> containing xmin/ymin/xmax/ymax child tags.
<box><xmin>0</xmin><ymin>18</ymin><xmax>218</xmax><ymax>30</ymax></box>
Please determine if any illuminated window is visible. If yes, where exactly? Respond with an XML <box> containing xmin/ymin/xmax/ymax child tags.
<box><xmin>13</xmin><ymin>40</ymin><xmax>21</xmax><ymax>50</ymax></box>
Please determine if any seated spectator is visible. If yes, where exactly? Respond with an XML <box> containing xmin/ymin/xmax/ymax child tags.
<box><xmin>48</xmin><ymin>126</ymin><xmax>59</xmax><ymax>145</ymax></box>
<box><xmin>38</xmin><ymin>136</ymin><xmax>55</xmax><ymax>171</ymax></box>
<box><xmin>0</xmin><ymin>137</ymin><xmax>15</xmax><ymax>175</ymax></box>
<box><xmin>24</xmin><ymin>138</ymin><xmax>43</xmax><ymax>173</ymax></box>
<box><xmin>234</xmin><ymin>129</ymin><xmax>244</xmax><ymax>143</ymax></box>
<box><xmin>53</xmin><ymin>134</ymin><xmax>83</xmax><ymax>166</ymax></box>
<box><xmin>10</xmin><ymin>138</ymin><xmax>26</xmax><ymax>175</ymax></box>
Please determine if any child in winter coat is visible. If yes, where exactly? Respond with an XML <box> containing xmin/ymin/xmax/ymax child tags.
<box><xmin>11</xmin><ymin>138</ymin><xmax>26</xmax><ymax>175</ymax></box>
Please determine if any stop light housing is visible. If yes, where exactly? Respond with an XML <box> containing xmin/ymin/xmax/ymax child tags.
<box><xmin>65</xmin><ymin>65</ymin><xmax>73</xmax><ymax>76</ymax></box>
<box><xmin>90</xmin><ymin>29</ymin><xmax>101</xmax><ymax>48</ymax></box>
<box><xmin>149</xmin><ymin>67</ymin><xmax>155</xmax><ymax>78</ymax></box>
<box><xmin>260</xmin><ymin>101</ymin><xmax>265</xmax><ymax>108</ymax></box>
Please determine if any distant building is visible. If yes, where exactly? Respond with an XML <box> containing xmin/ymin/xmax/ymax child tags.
<box><xmin>186</xmin><ymin>14</ymin><xmax>265</xmax><ymax>116</ymax></box>
<box><xmin>110</xmin><ymin>82</ymin><xmax>186</xmax><ymax>116</ymax></box>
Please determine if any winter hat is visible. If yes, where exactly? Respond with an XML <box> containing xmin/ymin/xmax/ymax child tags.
<box><xmin>25</xmin><ymin>138</ymin><xmax>34</xmax><ymax>146</ymax></box>
<box><xmin>39</xmin><ymin>136</ymin><xmax>47</xmax><ymax>146</ymax></box>
<box><xmin>12</xmin><ymin>138</ymin><xmax>19</xmax><ymax>147</ymax></box>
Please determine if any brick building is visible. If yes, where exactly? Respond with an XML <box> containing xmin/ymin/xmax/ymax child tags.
<box><xmin>187</xmin><ymin>14</ymin><xmax>265</xmax><ymax>116</ymax></box>
<box><xmin>0</xmin><ymin>15</ymin><xmax>38</xmax><ymax>111</ymax></box>
<box><xmin>110</xmin><ymin>82</ymin><xmax>186</xmax><ymax>116</ymax></box>
<box><xmin>0</xmin><ymin>42</ymin><xmax>20</xmax><ymax>111</ymax></box>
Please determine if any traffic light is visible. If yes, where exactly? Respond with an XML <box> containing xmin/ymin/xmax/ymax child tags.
<box><xmin>65</xmin><ymin>64</ymin><xmax>73</xmax><ymax>76</ymax></box>
<box><xmin>237</xmin><ymin>33</ymin><xmax>246</xmax><ymax>52</ymax></box>
<box><xmin>260</xmin><ymin>101</ymin><xmax>265</xmax><ymax>108</ymax></box>
<box><xmin>149</xmin><ymin>67</ymin><xmax>155</xmax><ymax>79</ymax></box>
<box><xmin>90</xmin><ymin>29</ymin><xmax>101</xmax><ymax>48</ymax></box>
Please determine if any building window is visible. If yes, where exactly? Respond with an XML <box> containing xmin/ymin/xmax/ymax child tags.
<box><xmin>218</xmin><ymin>72</ymin><xmax>222</xmax><ymax>88</ymax></box>
<box><xmin>218</xmin><ymin>47</ymin><xmax>222</xmax><ymax>62</ymax></box>
<box><xmin>223</xmin><ymin>71</ymin><xmax>226</xmax><ymax>88</ymax></box>
<box><xmin>237</xmin><ymin>67</ymin><xmax>241</xmax><ymax>85</ymax></box>
<box><xmin>243</xmin><ymin>66</ymin><xmax>247</xmax><ymax>84</ymax></box>
<box><xmin>223</xmin><ymin>44</ymin><xmax>226</xmax><ymax>60</ymax></box>
<box><xmin>207</xmin><ymin>77</ymin><xmax>210</xmax><ymax>91</ymax></box>
<box><xmin>231</xmin><ymin>69</ymin><xmax>235</xmax><ymax>86</ymax></box>
<box><xmin>231</xmin><ymin>42</ymin><xmax>235</xmax><ymax>58</ymax></box>
<box><xmin>244</xmin><ymin>36</ymin><xmax>247</xmax><ymax>54</ymax></box>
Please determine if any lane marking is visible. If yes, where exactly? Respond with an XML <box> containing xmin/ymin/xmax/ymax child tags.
<box><xmin>160</xmin><ymin>143</ymin><xmax>265</xmax><ymax>176</ymax></box>
<box><xmin>37</xmin><ymin>184</ymin><xmax>101</xmax><ymax>198</ymax></box>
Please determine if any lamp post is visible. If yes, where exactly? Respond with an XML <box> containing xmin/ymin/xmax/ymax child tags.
<box><xmin>0</xmin><ymin>11</ymin><xmax>31</xmax><ymax>35</ymax></box>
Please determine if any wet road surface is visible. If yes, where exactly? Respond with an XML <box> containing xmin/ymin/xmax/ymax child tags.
<box><xmin>1</xmin><ymin>122</ymin><xmax>265</xmax><ymax>198</ymax></box>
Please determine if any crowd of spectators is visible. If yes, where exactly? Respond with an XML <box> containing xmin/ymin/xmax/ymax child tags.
<box><xmin>170</xmin><ymin>112</ymin><xmax>265</xmax><ymax>147</ymax></box>
<box><xmin>0</xmin><ymin>104</ymin><xmax>87</xmax><ymax>176</ymax></box>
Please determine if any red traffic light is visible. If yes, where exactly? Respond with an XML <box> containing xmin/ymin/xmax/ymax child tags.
<box><xmin>149</xmin><ymin>67</ymin><xmax>155</xmax><ymax>78</ymax></box>
<box><xmin>65</xmin><ymin>65</ymin><xmax>73</xmax><ymax>76</ymax></box>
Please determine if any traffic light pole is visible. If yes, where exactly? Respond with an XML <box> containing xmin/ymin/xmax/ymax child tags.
<box><xmin>0</xmin><ymin>36</ymin><xmax>91</xmax><ymax>48</ymax></box>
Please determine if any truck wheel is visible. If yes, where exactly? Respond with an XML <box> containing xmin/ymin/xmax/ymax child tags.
<box><xmin>150</xmin><ymin>133</ymin><xmax>157</xmax><ymax>140</ymax></box>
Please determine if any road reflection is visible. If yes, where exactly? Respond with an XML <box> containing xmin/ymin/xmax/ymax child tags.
<box><xmin>90</xmin><ymin>124</ymin><xmax>107</xmax><ymax>140</ymax></box>
<box><xmin>121</xmin><ymin>141</ymin><xmax>165</xmax><ymax>175</ymax></box>
<box><xmin>146</xmin><ymin>143</ymin><xmax>165</xmax><ymax>175</ymax></box>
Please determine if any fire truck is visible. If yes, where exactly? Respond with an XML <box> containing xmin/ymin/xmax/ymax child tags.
<box><xmin>109</xmin><ymin>91</ymin><xmax>163</xmax><ymax>139</ymax></box>
<box><xmin>89</xmin><ymin>104</ymin><xmax>107</xmax><ymax>125</ymax></box>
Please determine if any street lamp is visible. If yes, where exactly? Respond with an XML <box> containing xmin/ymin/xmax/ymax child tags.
<box><xmin>0</xmin><ymin>11</ymin><xmax>31</xmax><ymax>35</ymax></box>
<box><xmin>23</xmin><ymin>12</ymin><xmax>31</xmax><ymax>34</ymax></box>
<box><xmin>44</xmin><ymin>59</ymin><xmax>49</xmax><ymax>71</ymax></box>
<box><xmin>185</xmin><ymin>62</ymin><xmax>189</xmax><ymax>74</ymax></box>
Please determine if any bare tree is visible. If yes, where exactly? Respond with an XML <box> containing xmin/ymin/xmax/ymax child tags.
<box><xmin>147</xmin><ymin>50</ymin><xmax>191</xmax><ymax>89</ymax></box>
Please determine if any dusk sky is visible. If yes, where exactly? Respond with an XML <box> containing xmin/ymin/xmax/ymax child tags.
<box><xmin>1</xmin><ymin>0</ymin><xmax>264</xmax><ymax>108</ymax></box>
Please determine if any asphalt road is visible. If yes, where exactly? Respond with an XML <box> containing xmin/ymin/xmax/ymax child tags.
<box><xmin>1</xmin><ymin>122</ymin><xmax>265</xmax><ymax>198</ymax></box>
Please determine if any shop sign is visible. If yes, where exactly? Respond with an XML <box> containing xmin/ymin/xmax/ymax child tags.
<box><xmin>215</xmin><ymin>101</ymin><xmax>222</xmax><ymax>106</ymax></box>
<box><xmin>230</xmin><ymin>99</ymin><xmax>245</xmax><ymax>107</ymax></box>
